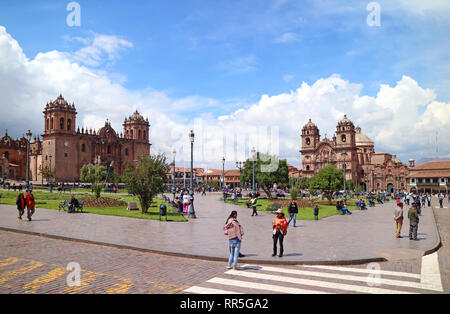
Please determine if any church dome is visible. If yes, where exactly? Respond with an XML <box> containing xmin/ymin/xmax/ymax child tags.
<box><xmin>98</xmin><ymin>121</ymin><xmax>118</xmax><ymax>138</ymax></box>
<box><xmin>47</xmin><ymin>94</ymin><xmax>76</xmax><ymax>112</ymax></box>
<box><xmin>302</xmin><ymin>119</ymin><xmax>319</xmax><ymax>132</ymax></box>
<box><xmin>337</xmin><ymin>114</ymin><xmax>354</xmax><ymax>126</ymax></box>
<box><xmin>355</xmin><ymin>126</ymin><xmax>374</xmax><ymax>146</ymax></box>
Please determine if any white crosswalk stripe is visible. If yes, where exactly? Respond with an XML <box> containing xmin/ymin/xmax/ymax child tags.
<box><xmin>184</xmin><ymin>254</ymin><xmax>443</xmax><ymax>294</ymax></box>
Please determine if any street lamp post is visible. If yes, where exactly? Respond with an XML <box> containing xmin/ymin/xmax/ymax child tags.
<box><xmin>342</xmin><ymin>152</ymin><xmax>347</xmax><ymax>206</ymax></box>
<box><xmin>251</xmin><ymin>147</ymin><xmax>256</xmax><ymax>195</ymax></box>
<box><xmin>222</xmin><ymin>157</ymin><xmax>226</xmax><ymax>203</ymax></box>
<box><xmin>366</xmin><ymin>164</ymin><xmax>370</xmax><ymax>196</ymax></box>
<box><xmin>25</xmin><ymin>130</ymin><xmax>32</xmax><ymax>190</ymax></box>
<box><xmin>188</xmin><ymin>130</ymin><xmax>196</xmax><ymax>219</ymax></box>
<box><xmin>172</xmin><ymin>149</ymin><xmax>176</xmax><ymax>201</ymax></box>
<box><xmin>49</xmin><ymin>155</ymin><xmax>53</xmax><ymax>193</ymax></box>
<box><xmin>236</xmin><ymin>161</ymin><xmax>243</xmax><ymax>190</ymax></box>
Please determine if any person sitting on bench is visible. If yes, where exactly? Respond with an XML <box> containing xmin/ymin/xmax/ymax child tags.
<box><xmin>68</xmin><ymin>196</ymin><xmax>79</xmax><ymax>213</ymax></box>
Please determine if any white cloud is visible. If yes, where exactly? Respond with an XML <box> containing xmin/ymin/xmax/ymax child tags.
<box><xmin>273</xmin><ymin>32</ymin><xmax>301</xmax><ymax>44</ymax></box>
<box><xmin>69</xmin><ymin>33</ymin><xmax>133</xmax><ymax>67</ymax></box>
<box><xmin>0</xmin><ymin>25</ymin><xmax>449</xmax><ymax>169</ymax></box>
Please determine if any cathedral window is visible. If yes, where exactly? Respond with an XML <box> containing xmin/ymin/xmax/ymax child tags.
<box><xmin>81</xmin><ymin>144</ymin><xmax>86</xmax><ymax>152</ymax></box>
<box><xmin>60</xmin><ymin>118</ymin><xmax>65</xmax><ymax>130</ymax></box>
<box><xmin>341</xmin><ymin>134</ymin><xmax>346</xmax><ymax>143</ymax></box>
<box><xmin>125</xmin><ymin>148</ymin><xmax>129</xmax><ymax>156</ymax></box>
<box><xmin>306</xmin><ymin>138</ymin><xmax>311</xmax><ymax>145</ymax></box>
<box><xmin>67</xmin><ymin>119</ymin><xmax>72</xmax><ymax>131</ymax></box>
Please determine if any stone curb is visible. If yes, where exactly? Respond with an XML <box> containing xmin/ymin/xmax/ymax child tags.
<box><xmin>0</xmin><ymin>226</ymin><xmax>387</xmax><ymax>266</ymax></box>
<box><xmin>425</xmin><ymin>204</ymin><xmax>443</xmax><ymax>256</ymax></box>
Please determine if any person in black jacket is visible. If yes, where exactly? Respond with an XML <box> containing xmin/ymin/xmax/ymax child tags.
<box><xmin>287</xmin><ymin>200</ymin><xmax>299</xmax><ymax>227</ymax></box>
<box><xmin>16</xmin><ymin>193</ymin><xmax>26</xmax><ymax>220</ymax></box>
<box><xmin>68</xmin><ymin>196</ymin><xmax>79</xmax><ymax>213</ymax></box>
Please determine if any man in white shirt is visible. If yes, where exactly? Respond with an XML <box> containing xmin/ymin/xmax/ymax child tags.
<box><xmin>394</xmin><ymin>200</ymin><xmax>404</xmax><ymax>238</ymax></box>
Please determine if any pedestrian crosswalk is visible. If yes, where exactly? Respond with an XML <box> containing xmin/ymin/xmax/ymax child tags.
<box><xmin>184</xmin><ymin>253</ymin><xmax>444</xmax><ymax>294</ymax></box>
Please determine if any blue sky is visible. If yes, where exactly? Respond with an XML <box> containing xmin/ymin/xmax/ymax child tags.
<box><xmin>0</xmin><ymin>0</ymin><xmax>449</xmax><ymax>167</ymax></box>
<box><xmin>2</xmin><ymin>0</ymin><xmax>448</xmax><ymax>103</ymax></box>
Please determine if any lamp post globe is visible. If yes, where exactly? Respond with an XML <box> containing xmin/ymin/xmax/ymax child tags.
<box><xmin>188</xmin><ymin>130</ymin><xmax>196</xmax><ymax>218</ymax></box>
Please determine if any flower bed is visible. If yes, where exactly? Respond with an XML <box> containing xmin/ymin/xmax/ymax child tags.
<box><xmin>82</xmin><ymin>197</ymin><xmax>127</xmax><ymax>208</ymax></box>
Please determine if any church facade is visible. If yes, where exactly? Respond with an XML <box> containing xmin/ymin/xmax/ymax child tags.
<box><xmin>26</xmin><ymin>94</ymin><xmax>151</xmax><ymax>182</ymax></box>
<box><xmin>300</xmin><ymin>115</ymin><xmax>409</xmax><ymax>193</ymax></box>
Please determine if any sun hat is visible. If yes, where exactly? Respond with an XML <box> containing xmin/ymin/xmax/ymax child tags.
<box><xmin>275</xmin><ymin>209</ymin><xmax>284</xmax><ymax>214</ymax></box>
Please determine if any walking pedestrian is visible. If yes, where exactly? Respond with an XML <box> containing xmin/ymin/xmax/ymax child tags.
<box><xmin>272</xmin><ymin>209</ymin><xmax>288</xmax><ymax>257</ymax></box>
<box><xmin>224</xmin><ymin>211</ymin><xmax>244</xmax><ymax>270</ymax></box>
<box><xmin>408</xmin><ymin>204</ymin><xmax>419</xmax><ymax>240</ymax></box>
<box><xmin>182</xmin><ymin>193</ymin><xmax>190</xmax><ymax>214</ymax></box>
<box><xmin>250</xmin><ymin>194</ymin><xmax>258</xmax><ymax>216</ymax></box>
<box><xmin>394</xmin><ymin>200</ymin><xmax>404</xmax><ymax>238</ymax></box>
<box><xmin>287</xmin><ymin>200</ymin><xmax>298</xmax><ymax>227</ymax></box>
<box><xmin>16</xmin><ymin>193</ymin><xmax>26</xmax><ymax>220</ymax></box>
<box><xmin>24</xmin><ymin>189</ymin><xmax>35</xmax><ymax>221</ymax></box>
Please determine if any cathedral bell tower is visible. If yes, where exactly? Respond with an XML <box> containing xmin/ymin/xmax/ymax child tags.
<box><xmin>43</xmin><ymin>94</ymin><xmax>77</xmax><ymax>135</ymax></box>
<box><xmin>123</xmin><ymin>110</ymin><xmax>150</xmax><ymax>143</ymax></box>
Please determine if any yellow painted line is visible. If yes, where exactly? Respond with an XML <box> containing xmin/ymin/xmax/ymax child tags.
<box><xmin>23</xmin><ymin>267</ymin><xmax>67</xmax><ymax>294</ymax></box>
<box><xmin>61</xmin><ymin>270</ymin><xmax>100</xmax><ymax>294</ymax></box>
<box><xmin>0</xmin><ymin>257</ymin><xmax>21</xmax><ymax>268</ymax></box>
<box><xmin>0</xmin><ymin>261</ymin><xmax>44</xmax><ymax>284</ymax></box>
<box><xmin>107</xmin><ymin>277</ymin><xmax>133</xmax><ymax>294</ymax></box>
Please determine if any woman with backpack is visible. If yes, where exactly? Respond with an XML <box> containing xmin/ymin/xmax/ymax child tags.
<box><xmin>224</xmin><ymin>210</ymin><xmax>244</xmax><ymax>270</ymax></box>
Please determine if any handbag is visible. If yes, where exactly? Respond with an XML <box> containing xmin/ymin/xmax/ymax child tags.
<box><xmin>223</xmin><ymin>225</ymin><xmax>228</xmax><ymax>235</ymax></box>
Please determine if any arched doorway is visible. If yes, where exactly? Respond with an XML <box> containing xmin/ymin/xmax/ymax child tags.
<box><xmin>387</xmin><ymin>183</ymin><xmax>394</xmax><ymax>194</ymax></box>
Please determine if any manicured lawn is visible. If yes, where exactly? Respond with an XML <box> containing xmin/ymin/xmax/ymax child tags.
<box><xmin>0</xmin><ymin>190</ymin><xmax>187</xmax><ymax>222</ymax></box>
<box><xmin>225</xmin><ymin>198</ymin><xmax>359</xmax><ymax>220</ymax></box>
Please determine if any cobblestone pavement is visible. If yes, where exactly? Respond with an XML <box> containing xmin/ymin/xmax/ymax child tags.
<box><xmin>0</xmin><ymin>194</ymin><xmax>441</xmax><ymax>264</ymax></box>
<box><xmin>1</xmin><ymin>230</ymin><xmax>445</xmax><ymax>294</ymax></box>
<box><xmin>0</xmin><ymin>230</ymin><xmax>225</xmax><ymax>294</ymax></box>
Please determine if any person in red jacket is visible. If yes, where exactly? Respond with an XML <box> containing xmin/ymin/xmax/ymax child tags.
<box><xmin>16</xmin><ymin>193</ymin><xmax>26</xmax><ymax>220</ymax></box>
<box><xmin>25</xmin><ymin>189</ymin><xmax>36</xmax><ymax>221</ymax></box>
<box><xmin>272</xmin><ymin>209</ymin><xmax>288</xmax><ymax>257</ymax></box>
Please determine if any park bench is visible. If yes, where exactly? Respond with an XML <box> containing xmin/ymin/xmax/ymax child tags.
<box><xmin>266</xmin><ymin>202</ymin><xmax>282</xmax><ymax>212</ymax></box>
<box><xmin>58</xmin><ymin>199</ymin><xmax>84</xmax><ymax>213</ymax></box>
<box><xmin>58</xmin><ymin>187</ymin><xmax>72</xmax><ymax>193</ymax></box>
<box><xmin>58</xmin><ymin>199</ymin><xmax>70</xmax><ymax>211</ymax></box>
<box><xmin>74</xmin><ymin>200</ymin><xmax>84</xmax><ymax>213</ymax></box>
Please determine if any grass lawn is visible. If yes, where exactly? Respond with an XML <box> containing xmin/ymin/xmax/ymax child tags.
<box><xmin>0</xmin><ymin>190</ymin><xmax>187</xmax><ymax>222</ymax></box>
<box><xmin>225</xmin><ymin>198</ymin><xmax>359</xmax><ymax>220</ymax></box>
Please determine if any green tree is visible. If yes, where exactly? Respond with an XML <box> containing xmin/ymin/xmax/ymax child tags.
<box><xmin>80</xmin><ymin>163</ymin><xmax>107</xmax><ymax>198</ymax></box>
<box><xmin>241</xmin><ymin>152</ymin><xmax>289</xmax><ymax>198</ymax></box>
<box><xmin>308</xmin><ymin>165</ymin><xmax>344</xmax><ymax>201</ymax></box>
<box><xmin>123</xmin><ymin>154</ymin><xmax>169</xmax><ymax>214</ymax></box>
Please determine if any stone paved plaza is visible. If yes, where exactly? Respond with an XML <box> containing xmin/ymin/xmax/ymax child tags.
<box><xmin>0</xmin><ymin>193</ymin><xmax>441</xmax><ymax>264</ymax></box>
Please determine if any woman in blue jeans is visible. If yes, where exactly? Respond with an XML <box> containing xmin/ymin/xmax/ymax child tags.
<box><xmin>224</xmin><ymin>211</ymin><xmax>244</xmax><ymax>270</ymax></box>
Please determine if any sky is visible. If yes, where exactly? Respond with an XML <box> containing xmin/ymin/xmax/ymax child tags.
<box><xmin>0</xmin><ymin>0</ymin><xmax>449</xmax><ymax>169</ymax></box>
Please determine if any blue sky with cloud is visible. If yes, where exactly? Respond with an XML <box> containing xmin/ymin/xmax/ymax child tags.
<box><xmin>0</xmin><ymin>0</ymin><xmax>449</xmax><ymax>168</ymax></box>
